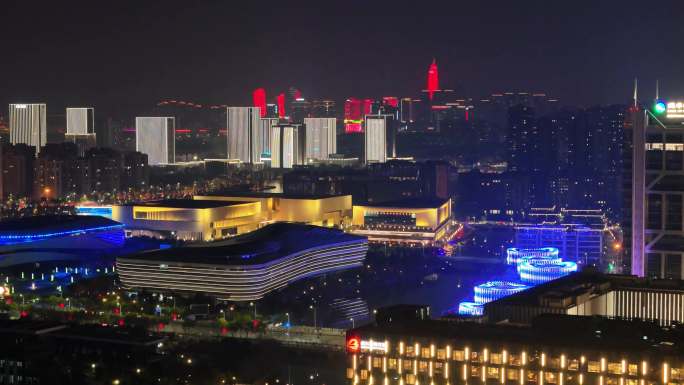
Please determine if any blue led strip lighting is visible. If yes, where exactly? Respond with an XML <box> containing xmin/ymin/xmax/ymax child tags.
<box><xmin>458</xmin><ymin>302</ymin><xmax>483</xmax><ymax>316</ymax></box>
<box><xmin>473</xmin><ymin>281</ymin><xmax>531</xmax><ymax>304</ymax></box>
<box><xmin>506</xmin><ymin>247</ymin><xmax>559</xmax><ymax>265</ymax></box>
<box><xmin>0</xmin><ymin>224</ymin><xmax>124</xmax><ymax>242</ymax></box>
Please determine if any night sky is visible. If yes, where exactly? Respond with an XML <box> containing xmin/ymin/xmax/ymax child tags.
<box><xmin>2</xmin><ymin>0</ymin><xmax>683</xmax><ymax>116</ymax></box>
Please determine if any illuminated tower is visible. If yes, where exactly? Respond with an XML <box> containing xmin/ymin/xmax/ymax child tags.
<box><xmin>9</xmin><ymin>103</ymin><xmax>46</xmax><ymax>154</ymax></box>
<box><xmin>65</xmin><ymin>107</ymin><xmax>96</xmax><ymax>156</ymax></box>
<box><xmin>259</xmin><ymin>117</ymin><xmax>279</xmax><ymax>158</ymax></box>
<box><xmin>253</xmin><ymin>88</ymin><xmax>267</xmax><ymax>118</ymax></box>
<box><xmin>227</xmin><ymin>107</ymin><xmax>261</xmax><ymax>164</ymax></box>
<box><xmin>277</xmin><ymin>93</ymin><xmax>286</xmax><ymax>119</ymax></box>
<box><xmin>135</xmin><ymin>117</ymin><xmax>175</xmax><ymax>165</ymax></box>
<box><xmin>304</xmin><ymin>118</ymin><xmax>336</xmax><ymax>160</ymax></box>
<box><xmin>344</xmin><ymin>98</ymin><xmax>363</xmax><ymax>133</ymax></box>
<box><xmin>362</xmin><ymin>99</ymin><xmax>374</xmax><ymax>116</ymax></box>
<box><xmin>271</xmin><ymin>124</ymin><xmax>303</xmax><ymax>168</ymax></box>
<box><xmin>364</xmin><ymin>115</ymin><xmax>389</xmax><ymax>164</ymax></box>
<box><xmin>427</xmin><ymin>58</ymin><xmax>439</xmax><ymax>101</ymax></box>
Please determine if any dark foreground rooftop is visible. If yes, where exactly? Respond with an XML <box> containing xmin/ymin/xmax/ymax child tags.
<box><xmin>0</xmin><ymin>319</ymin><xmax>165</xmax><ymax>346</ymax></box>
<box><xmin>352</xmin><ymin>312</ymin><xmax>684</xmax><ymax>356</ymax></box>
<box><xmin>485</xmin><ymin>270</ymin><xmax>684</xmax><ymax>309</ymax></box>
<box><xmin>119</xmin><ymin>222</ymin><xmax>367</xmax><ymax>266</ymax></box>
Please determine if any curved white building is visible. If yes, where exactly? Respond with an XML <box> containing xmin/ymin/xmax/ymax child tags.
<box><xmin>117</xmin><ymin>223</ymin><xmax>368</xmax><ymax>301</ymax></box>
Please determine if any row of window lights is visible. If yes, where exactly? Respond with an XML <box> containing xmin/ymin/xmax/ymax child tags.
<box><xmin>352</xmin><ymin>343</ymin><xmax>668</xmax><ymax>379</ymax></box>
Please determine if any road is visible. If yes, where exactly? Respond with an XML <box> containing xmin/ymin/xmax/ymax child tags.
<box><xmin>160</xmin><ymin>321</ymin><xmax>346</xmax><ymax>350</ymax></box>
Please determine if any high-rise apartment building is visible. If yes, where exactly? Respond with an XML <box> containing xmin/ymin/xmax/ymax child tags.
<box><xmin>65</xmin><ymin>107</ymin><xmax>94</xmax><ymax>135</ymax></box>
<box><xmin>252</xmin><ymin>88</ymin><xmax>267</xmax><ymax>118</ymax></box>
<box><xmin>364</xmin><ymin>115</ymin><xmax>389</xmax><ymax>164</ymax></box>
<box><xmin>135</xmin><ymin>117</ymin><xmax>175</xmax><ymax>165</ymax></box>
<box><xmin>33</xmin><ymin>142</ymin><xmax>87</xmax><ymax>199</ymax></box>
<box><xmin>259</xmin><ymin>117</ymin><xmax>279</xmax><ymax>158</ymax></box>
<box><xmin>277</xmin><ymin>94</ymin><xmax>286</xmax><ymax>119</ymax></box>
<box><xmin>304</xmin><ymin>117</ymin><xmax>336</xmax><ymax>161</ymax></box>
<box><xmin>65</xmin><ymin>107</ymin><xmax>96</xmax><ymax>156</ymax></box>
<box><xmin>507</xmin><ymin>105</ymin><xmax>540</xmax><ymax>173</ymax></box>
<box><xmin>344</xmin><ymin>98</ymin><xmax>364</xmax><ymax>134</ymax></box>
<box><xmin>625</xmin><ymin>98</ymin><xmax>684</xmax><ymax>279</ymax></box>
<box><xmin>271</xmin><ymin>124</ymin><xmax>302</xmax><ymax>169</ymax></box>
<box><xmin>1</xmin><ymin>143</ymin><xmax>35</xmax><ymax>198</ymax></box>
<box><xmin>226</xmin><ymin>107</ymin><xmax>261</xmax><ymax>164</ymax></box>
<box><xmin>9</xmin><ymin>103</ymin><xmax>46</xmax><ymax>154</ymax></box>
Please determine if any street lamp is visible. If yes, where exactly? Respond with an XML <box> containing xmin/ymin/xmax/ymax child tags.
<box><xmin>250</xmin><ymin>302</ymin><xmax>256</xmax><ymax>319</ymax></box>
<box><xmin>350</xmin><ymin>317</ymin><xmax>355</xmax><ymax>328</ymax></box>
<box><xmin>309</xmin><ymin>305</ymin><xmax>317</xmax><ymax>328</ymax></box>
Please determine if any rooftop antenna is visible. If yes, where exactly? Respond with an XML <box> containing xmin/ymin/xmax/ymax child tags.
<box><xmin>633</xmin><ymin>77</ymin><xmax>638</xmax><ymax>108</ymax></box>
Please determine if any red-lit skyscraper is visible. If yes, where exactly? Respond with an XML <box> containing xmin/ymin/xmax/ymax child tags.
<box><xmin>344</xmin><ymin>98</ymin><xmax>363</xmax><ymax>133</ymax></box>
<box><xmin>253</xmin><ymin>88</ymin><xmax>266</xmax><ymax>118</ymax></box>
<box><xmin>362</xmin><ymin>99</ymin><xmax>374</xmax><ymax>115</ymax></box>
<box><xmin>382</xmin><ymin>97</ymin><xmax>399</xmax><ymax>108</ymax></box>
<box><xmin>427</xmin><ymin>58</ymin><xmax>439</xmax><ymax>101</ymax></box>
<box><xmin>277</xmin><ymin>93</ymin><xmax>286</xmax><ymax>119</ymax></box>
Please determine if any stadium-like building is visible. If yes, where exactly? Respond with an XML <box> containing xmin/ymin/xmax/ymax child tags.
<box><xmin>116</xmin><ymin>223</ymin><xmax>368</xmax><ymax>301</ymax></box>
<box><xmin>0</xmin><ymin>216</ymin><xmax>124</xmax><ymax>267</ymax></box>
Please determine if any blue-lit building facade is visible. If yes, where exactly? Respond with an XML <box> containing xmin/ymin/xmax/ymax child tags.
<box><xmin>514</xmin><ymin>208</ymin><xmax>612</xmax><ymax>269</ymax></box>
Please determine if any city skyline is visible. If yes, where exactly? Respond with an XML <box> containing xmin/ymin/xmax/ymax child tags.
<box><xmin>1</xmin><ymin>1</ymin><xmax>684</xmax><ymax>117</ymax></box>
<box><xmin>2</xmin><ymin>3</ymin><xmax>684</xmax><ymax>384</ymax></box>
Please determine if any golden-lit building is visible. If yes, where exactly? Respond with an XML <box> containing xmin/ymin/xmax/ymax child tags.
<box><xmin>346</xmin><ymin>309</ymin><xmax>684</xmax><ymax>385</ymax></box>
<box><xmin>112</xmin><ymin>193</ymin><xmax>352</xmax><ymax>241</ymax></box>
<box><xmin>350</xmin><ymin>198</ymin><xmax>455</xmax><ymax>245</ymax></box>
<box><xmin>194</xmin><ymin>192</ymin><xmax>352</xmax><ymax>227</ymax></box>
